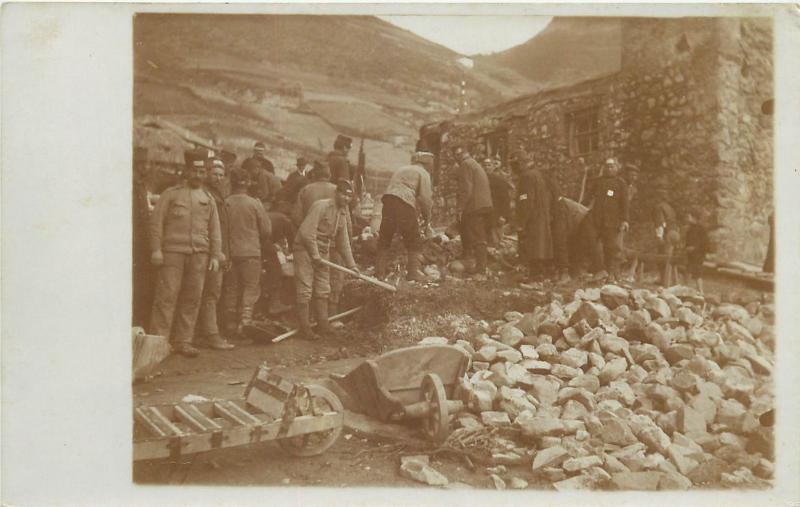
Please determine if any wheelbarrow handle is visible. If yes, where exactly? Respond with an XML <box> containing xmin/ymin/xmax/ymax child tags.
<box><xmin>320</xmin><ymin>258</ymin><xmax>397</xmax><ymax>292</ymax></box>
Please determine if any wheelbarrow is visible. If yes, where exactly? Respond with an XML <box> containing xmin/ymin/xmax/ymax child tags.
<box><xmin>133</xmin><ymin>364</ymin><xmax>344</xmax><ymax>461</ymax></box>
<box><xmin>326</xmin><ymin>344</ymin><xmax>472</xmax><ymax>444</ymax></box>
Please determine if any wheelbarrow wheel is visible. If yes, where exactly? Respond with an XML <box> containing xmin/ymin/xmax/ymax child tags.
<box><xmin>420</xmin><ymin>373</ymin><xmax>449</xmax><ymax>444</ymax></box>
<box><xmin>278</xmin><ymin>385</ymin><xmax>344</xmax><ymax>457</ymax></box>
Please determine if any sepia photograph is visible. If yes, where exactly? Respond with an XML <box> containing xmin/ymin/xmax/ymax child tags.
<box><xmin>130</xmin><ymin>10</ymin><xmax>777</xmax><ymax>491</ymax></box>
<box><xmin>2</xmin><ymin>3</ymin><xmax>798</xmax><ymax>506</ymax></box>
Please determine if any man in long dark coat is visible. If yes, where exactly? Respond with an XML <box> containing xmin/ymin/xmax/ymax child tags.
<box><xmin>511</xmin><ymin>152</ymin><xmax>556</xmax><ymax>280</ymax></box>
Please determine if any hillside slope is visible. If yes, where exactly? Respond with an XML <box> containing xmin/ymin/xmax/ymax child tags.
<box><xmin>474</xmin><ymin>17</ymin><xmax>622</xmax><ymax>91</ymax></box>
<box><xmin>133</xmin><ymin>14</ymin><xmax>538</xmax><ymax>175</ymax></box>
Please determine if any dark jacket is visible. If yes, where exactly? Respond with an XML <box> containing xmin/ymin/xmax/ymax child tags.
<box><xmin>653</xmin><ymin>201</ymin><xmax>677</xmax><ymax>228</ymax></box>
<box><xmin>327</xmin><ymin>149</ymin><xmax>351</xmax><ymax>182</ymax></box>
<box><xmin>686</xmin><ymin>223</ymin><xmax>709</xmax><ymax>264</ymax></box>
<box><xmin>488</xmin><ymin>172</ymin><xmax>513</xmax><ymax>222</ymax></box>
<box><xmin>517</xmin><ymin>168</ymin><xmax>555</xmax><ymax>260</ymax></box>
<box><xmin>456</xmin><ymin>156</ymin><xmax>493</xmax><ymax>214</ymax></box>
<box><xmin>244</xmin><ymin>157</ymin><xmax>281</xmax><ymax>207</ymax></box>
<box><xmin>588</xmin><ymin>175</ymin><xmax>629</xmax><ymax>229</ymax></box>
<box><xmin>279</xmin><ymin>171</ymin><xmax>309</xmax><ymax>204</ymax></box>
<box><xmin>267</xmin><ymin>211</ymin><xmax>295</xmax><ymax>248</ymax></box>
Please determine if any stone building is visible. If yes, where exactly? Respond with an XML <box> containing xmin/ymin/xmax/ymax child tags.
<box><xmin>435</xmin><ymin>17</ymin><xmax>773</xmax><ymax>265</ymax></box>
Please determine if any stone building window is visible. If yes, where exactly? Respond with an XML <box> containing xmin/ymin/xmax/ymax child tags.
<box><xmin>567</xmin><ymin>107</ymin><xmax>600</xmax><ymax>156</ymax></box>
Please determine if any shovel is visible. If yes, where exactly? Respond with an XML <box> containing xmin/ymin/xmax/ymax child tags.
<box><xmin>320</xmin><ymin>258</ymin><xmax>397</xmax><ymax>292</ymax></box>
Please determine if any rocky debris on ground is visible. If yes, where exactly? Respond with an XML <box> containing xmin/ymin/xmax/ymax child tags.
<box><xmin>443</xmin><ymin>284</ymin><xmax>774</xmax><ymax>490</ymax></box>
<box><xmin>399</xmin><ymin>455</ymin><xmax>449</xmax><ymax>486</ymax></box>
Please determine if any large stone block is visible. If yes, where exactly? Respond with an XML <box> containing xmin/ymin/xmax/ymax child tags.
<box><xmin>601</xmin><ymin>417</ymin><xmax>639</xmax><ymax>446</ymax></box>
<box><xmin>601</xmin><ymin>284</ymin><xmax>630</xmax><ymax>309</ymax></box>
<box><xmin>677</xmin><ymin>405</ymin><xmax>707</xmax><ymax>438</ymax></box>
<box><xmin>498</xmin><ymin>325</ymin><xmax>524</xmax><ymax>347</ymax></box>
<box><xmin>569</xmin><ymin>301</ymin><xmax>612</xmax><ymax>328</ymax></box>
<box><xmin>563</xmin><ymin>455</ymin><xmax>604</xmax><ymax>472</ymax></box>
<box><xmin>599</xmin><ymin>357</ymin><xmax>628</xmax><ymax>385</ymax></box>
<box><xmin>519</xmin><ymin>417</ymin><xmax>566</xmax><ymax>439</ymax></box>
<box><xmin>568</xmin><ymin>374</ymin><xmax>601</xmax><ymax>393</ymax></box>
<box><xmin>610</xmin><ymin>471</ymin><xmax>663</xmax><ymax>490</ymax></box>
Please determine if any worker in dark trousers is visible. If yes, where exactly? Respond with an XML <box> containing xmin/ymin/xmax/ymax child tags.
<box><xmin>375</xmin><ymin>152</ymin><xmax>434</xmax><ymax>281</ymax></box>
<box><xmin>454</xmin><ymin>145</ymin><xmax>493</xmax><ymax>277</ymax></box>
<box><xmin>586</xmin><ymin>158</ymin><xmax>629</xmax><ymax>282</ymax></box>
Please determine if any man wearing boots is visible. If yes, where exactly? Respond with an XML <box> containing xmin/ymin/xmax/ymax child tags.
<box><xmin>223</xmin><ymin>169</ymin><xmax>272</xmax><ymax>337</ymax></box>
<box><xmin>454</xmin><ymin>145</ymin><xmax>493</xmax><ymax>277</ymax></box>
<box><xmin>149</xmin><ymin>149</ymin><xmax>222</xmax><ymax>358</ymax></box>
<box><xmin>291</xmin><ymin>161</ymin><xmax>352</xmax><ymax>317</ymax></box>
<box><xmin>375</xmin><ymin>151</ymin><xmax>434</xmax><ymax>281</ymax></box>
<box><xmin>586</xmin><ymin>158</ymin><xmax>629</xmax><ymax>282</ymax></box>
<box><xmin>196</xmin><ymin>158</ymin><xmax>235</xmax><ymax>350</ymax></box>
<box><xmin>293</xmin><ymin>181</ymin><xmax>358</xmax><ymax>340</ymax></box>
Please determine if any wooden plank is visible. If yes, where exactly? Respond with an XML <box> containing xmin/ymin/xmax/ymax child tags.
<box><xmin>245</xmin><ymin>388</ymin><xmax>283</xmax><ymax>420</ymax></box>
<box><xmin>134</xmin><ymin>412</ymin><xmax>343</xmax><ymax>461</ymax></box>
<box><xmin>213</xmin><ymin>401</ymin><xmax>249</xmax><ymax>426</ymax></box>
<box><xmin>148</xmin><ymin>406</ymin><xmax>186</xmax><ymax>437</ymax></box>
<box><xmin>183</xmin><ymin>404</ymin><xmax>222</xmax><ymax>431</ymax></box>
<box><xmin>135</xmin><ymin>407</ymin><xmax>167</xmax><ymax>437</ymax></box>
<box><xmin>221</xmin><ymin>400</ymin><xmax>262</xmax><ymax>425</ymax></box>
<box><xmin>174</xmin><ymin>405</ymin><xmax>208</xmax><ymax>433</ymax></box>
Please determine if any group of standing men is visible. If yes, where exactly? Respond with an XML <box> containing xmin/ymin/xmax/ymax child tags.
<box><xmin>446</xmin><ymin>146</ymin><xmax>632</xmax><ymax>282</ymax></box>
<box><xmin>138</xmin><ymin>135</ymin><xmax>363</xmax><ymax>356</ymax></box>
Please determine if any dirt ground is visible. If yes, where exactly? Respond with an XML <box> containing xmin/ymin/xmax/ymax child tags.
<box><xmin>133</xmin><ymin>268</ymin><xmax>769</xmax><ymax>488</ymax></box>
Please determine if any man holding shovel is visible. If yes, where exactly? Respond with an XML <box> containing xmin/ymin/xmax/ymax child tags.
<box><xmin>293</xmin><ymin>180</ymin><xmax>359</xmax><ymax>340</ymax></box>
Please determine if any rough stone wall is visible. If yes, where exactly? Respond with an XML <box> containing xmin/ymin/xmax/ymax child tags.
<box><xmin>618</xmin><ymin>17</ymin><xmax>773</xmax><ymax>264</ymax></box>
<box><xmin>432</xmin><ymin>18</ymin><xmax>773</xmax><ymax>265</ymax></box>
<box><xmin>712</xmin><ymin>18</ymin><xmax>773</xmax><ymax>264</ymax></box>
<box><xmin>614</xmin><ymin>17</ymin><xmax>725</xmax><ymax>253</ymax></box>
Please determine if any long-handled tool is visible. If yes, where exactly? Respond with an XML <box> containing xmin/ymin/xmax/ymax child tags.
<box><xmin>320</xmin><ymin>258</ymin><xmax>397</xmax><ymax>292</ymax></box>
<box><xmin>272</xmin><ymin>306</ymin><xmax>363</xmax><ymax>343</ymax></box>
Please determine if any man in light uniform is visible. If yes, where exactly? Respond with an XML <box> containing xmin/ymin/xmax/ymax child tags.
<box><xmin>293</xmin><ymin>181</ymin><xmax>359</xmax><ymax>340</ymax></box>
<box><xmin>149</xmin><ymin>149</ymin><xmax>222</xmax><ymax>358</ymax></box>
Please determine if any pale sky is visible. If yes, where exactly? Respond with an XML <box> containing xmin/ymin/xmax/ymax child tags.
<box><xmin>379</xmin><ymin>15</ymin><xmax>553</xmax><ymax>56</ymax></box>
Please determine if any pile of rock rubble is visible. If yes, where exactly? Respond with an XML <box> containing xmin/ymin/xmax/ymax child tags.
<box><xmin>440</xmin><ymin>284</ymin><xmax>774</xmax><ymax>490</ymax></box>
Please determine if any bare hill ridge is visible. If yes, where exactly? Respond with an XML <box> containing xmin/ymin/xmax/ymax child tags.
<box><xmin>134</xmin><ymin>14</ymin><xmax>538</xmax><ymax>174</ymax></box>
<box><xmin>474</xmin><ymin>17</ymin><xmax>622</xmax><ymax>91</ymax></box>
